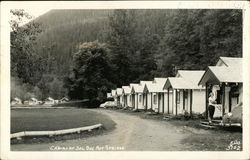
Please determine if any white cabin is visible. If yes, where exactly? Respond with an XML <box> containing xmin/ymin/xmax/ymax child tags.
<box><xmin>199</xmin><ymin>57</ymin><xmax>243</xmax><ymax>118</ymax></box>
<box><xmin>122</xmin><ymin>86</ymin><xmax>132</xmax><ymax>108</ymax></box>
<box><xmin>116</xmin><ymin>88</ymin><xmax>123</xmax><ymax>106</ymax></box>
<box><xmin>163</xmin><ymin>70</ymin><xmax>206</xmax><ymax>116</ymax></box>
<box><xmin>111</xmin><ymin>89</ymin><xmax>117</xmax><ymax>103</ymax></box>
<box><xmin>11</xmin><ymin>97</ymin><xmax>22</xmax><ymax>105</ymax></box>
<box><xmin>131</xmin><ymin>84</ymin><xmax>144</xmax><ymax>110</ymax></box>
<box><xmin>28</xmin><ymin>97</ymin><xmax>39</xmax><ymax>105</ymax></box>
<box><xmin>44</xmin><ymin>97</ymin><xmax>55</xmax><ymax>105</ymax></box>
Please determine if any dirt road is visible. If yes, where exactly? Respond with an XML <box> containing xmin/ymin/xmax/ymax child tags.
<box><xmin>11</xmin><ymin>109</ymin><xmax>206</xmax><ymax>151</ymax></box>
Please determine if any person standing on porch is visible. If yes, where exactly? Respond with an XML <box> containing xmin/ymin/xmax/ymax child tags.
<box><xmin>208</xmin><ymin>92</ymin><xmax>216</xmax><ymax>124</ymax></box>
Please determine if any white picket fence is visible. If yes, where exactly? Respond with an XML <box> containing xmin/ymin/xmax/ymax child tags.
<box><xmin>11</xmin><ymin>123</ymin><xmax>102</xmax><ymax>139</ymax></box>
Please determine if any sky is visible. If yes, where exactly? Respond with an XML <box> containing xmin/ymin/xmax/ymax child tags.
<box><xmin>16</xmin><ymin>8</ymin><xmax>52</xmax><ymax>25</ymax></box>
<box><xmin>25</xmin><ymin>8</ymin><xmax>51</xmax><ymax>19</ymax></box>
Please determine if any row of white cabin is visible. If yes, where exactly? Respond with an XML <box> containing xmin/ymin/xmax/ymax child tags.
<box><xmin>11</xmin><ymin>97</ymin><xmax>69</xmax><ymax>106</ymax></box>
<box><xmin>107</xmin><ymin>57</ymin><xmax>243</xmax><ymax>118</ymax></box>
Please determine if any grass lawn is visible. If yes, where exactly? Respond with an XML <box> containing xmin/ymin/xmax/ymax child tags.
<box><xmin>11</xmin><ymin>108</ymin><xmax>116</xmax><ymax>133</ymax></box>
<box><xmin>168</xmin><ymin>119</ymin><xmax>242</xmax><ymax>151</ymax></box>
<box><xmin>181</xmin><ymin>130</ymin><xmax>242</xmax><ymax>151</ymax></box>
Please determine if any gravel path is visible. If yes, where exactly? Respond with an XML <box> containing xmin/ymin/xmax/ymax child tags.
<box><xmin>11</xmin><ymin>109</ymin><xmax>200</xmax><ymax>151</ymax></box>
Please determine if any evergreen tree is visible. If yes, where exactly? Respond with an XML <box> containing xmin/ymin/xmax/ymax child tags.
<box><xmin>67</xmin><ymin>42</ymin><xmax>114</xmax><ymax>102</ymax></box>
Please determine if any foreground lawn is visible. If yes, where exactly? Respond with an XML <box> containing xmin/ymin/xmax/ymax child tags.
<box><xmin>11</xmin><ymin>108</ymin><xmax>116</xmax><ymax>133</ymax></box>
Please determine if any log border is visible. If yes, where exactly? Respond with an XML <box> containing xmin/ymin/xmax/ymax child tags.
<box><xmin>11</xmin><ymin>124</ymin><xmax>102</xmax><ymax>139</ymax></box>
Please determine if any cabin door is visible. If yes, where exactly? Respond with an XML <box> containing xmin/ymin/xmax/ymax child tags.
<box><xmin>183</xmin><ymin>90</ymin><xmax>188</xmax><ymax>112</ymax></box>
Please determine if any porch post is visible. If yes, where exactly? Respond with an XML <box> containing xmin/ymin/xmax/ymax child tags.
<box><xmin>175</xmin><ymin>89</ymin><xmax>178</xmax><ymax>115</ymax></box>
<box><xmin>162</xmin><ymin>93</ymin><xmax>164</xmax><ymax>113</ymax></box>
<box><xmin>151</xmin><ymin>93</ymin><xmax>153</xmax><ymax>110</ymax></box>
<box><xmin>190</xmin><ymin>89</ymin><xmax>193</xmax><ymax>117</ymax></box>
<box><xmin>205</xmin><ymin>83</ymin><xmax>208</xmax><ymax>119</ymax></box>
<box><xmin>167</xmin><ymin>88</ymin><xmax>170</xmax><ymax>114</ymax></box>
<box><xmin>183</xmin><ymin>89</ymin><xmax>185</xmax><ymax>110</ymax></box>
<box><xmin>222</xmin><ymin>83</ymin><xmax>225</xmax><ymax>116</ymax></box>
<box><xmin>229</xmin><ymin>84</ymin><xmax>232</xmax><ymax>112</ymax></box>
<box><xmin>136</xmin><ymin>94</ymin><xmax>138</xmax><ymax>110</ymax></box>
<box><xmin>158</xmin><ymin>93</ymin><xmax>160</xmax><ymax>113</ymax></box>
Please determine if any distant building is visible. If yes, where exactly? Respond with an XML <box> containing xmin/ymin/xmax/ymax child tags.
<box><xmin>111</xmin><ymin>90</ymin><xmax>117</xmax><ymax>103</ymax></box>
<box><xmin>11</xmin><ymin>97</ymin><xmax>22</xmax><ymax>105</ymax></box>
<box><xmin>116</xmin><ymin>88</ymin><xmax>123</xmax><ymax>107</ymax></box>
<box><xmin>28</xmin><ymin>98</ymin><xmax>39</xmax><ymax>105</ymax></box>
<box><xmin>107</xmin><ymin>93</ymin><xmax>112</xmax><ymax>98</ymax></box>
<box><xmin>44</xmin><ymin>97</ymin><xmax>55</xmax><ymax>105</ymax></box>
<box><xmin>130</xmin><ymin>84</ymin><xmax>144</xmax><ymax>110</ymax></box>
<box><xmin>139</xmin><ymin>81</ymin><xmax>153</xmax><ymax>111</ymax></box>
<box><xmin>122</xmin><ymin>86</ymin><xmax>132</xmax><ymax>108</ymax></box>
<box><xmin>59</xmin><ymin>97</ymin><xmax>69</xmax><ymax>103</ymax></box>
<box><xmin>129</xmin><ymin>83</ymin><xmax>138</xmax><ymax>109</ymax></box>
<box><xmin>144</xmin><ymin>78</ymin><xmax>169</xmax><ymax>113</ymax></box>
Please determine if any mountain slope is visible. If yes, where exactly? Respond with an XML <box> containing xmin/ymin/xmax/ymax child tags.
<box><xmin>33</xmin><ymin>9</ymin><xmax>112</xmax><ymax>75</ymax></box>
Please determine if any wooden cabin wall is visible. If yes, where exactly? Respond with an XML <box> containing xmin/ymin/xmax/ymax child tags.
<box><xmin>147</xmin><ymin>93</ymin><xmax>152</xmax><ymax>110</ymax></box>
<box><xmin>192</xmin><ymin>90</ymin><xmax>206</xmax><ymax>114</ymax></box>
<box><xmin>152</xmin><ymin>93</ymin><xmax>158</xmax><ymax>112</ymax></box>
<box><xmin>137</xmin><ymin>93</ymin><xmax>144</xmax><ymax>110</ymax></box>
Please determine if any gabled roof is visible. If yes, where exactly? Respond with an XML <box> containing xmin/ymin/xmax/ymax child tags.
<box><xmin>216</xmin><ymin>57</ymin><xmax>242</xmax><ymax>67</ymax></box>
<box><xmin>199</xmin><ymin>66</ymin><xmax>242</xmax><ymax>86</ymax></box>
<box><xmin>164</xmin><ymin>70</ymin><xmax>205</xmax><ymax>90</ymax></box>
<box><xmin>116</xmin><ymin>88</ymin><xmax>123</xmax><ymax>96</ymax></box>
<box><xmin>30</xmin><ymin>97</ymin><xmax>38</xmax><ymax>101</ymax></box>
<box><xmin>199</xmin><ymin>57</ymin><xmax>242</xmax><ymax>86</ymax></box>
<box><xmin>46</xmin><ymin>97</ymin><xmax>54</xmax><ymax>101</ymax></box>
<box><xmin>14</xmin><ymin>97</ymin><xmax>21</xmax><ymax>101</ymax></box>
<box><xmin>111</xmin><ymin>90</ymin><xmax>116</xmax><ymax>96</ymax></box>
<box><xmin>164</xmin><ymin>77</ymin><xmax>190</xmax><ymax>89</ymax></box>
<box><xmin>61</xmin><ymin>97</ymin><xmax>69</xmax><ymax>101</ymax></box>
<box><xmin>153</xmin><ymin>77</ymin><xmax>168</xmax><ymax>92</ymax></box>
<box><xmin>144</xmin><ymin>78</ymin><xmax>168</xmax><ymax>93</ymax></box>
<box><xmin>131</xmin><ymin>84</ymin><xmax>143</xmax><ymax>93</ymax></box>
<box><xmin>140</xmin><ymin>81</ymin><xmax>152</xmax><ymax>86</ymax></box>
<box><xmin>122</xmin><ymin>86</ymin><xmax>132</xmax><ymax>95</ymax></box>
<box><xmin>130</xmin><ymin>83</ymin><xmax>138</xmax><ymax>88</ymax></box>
<box><xmin>154</xmin><ymin>78</ymin><xmax>168</xmax><ymax>84</ymax></box>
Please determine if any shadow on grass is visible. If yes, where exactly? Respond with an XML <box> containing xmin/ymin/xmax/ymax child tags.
<box><xmin>11</xmin><ymin>108</ymin><xmax>117</xmax><ymax>144</ymax></box>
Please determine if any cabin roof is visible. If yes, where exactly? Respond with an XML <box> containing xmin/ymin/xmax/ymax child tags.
<box><xmin>122</xmin><ymin>86</ymin><xmax>131</xmax><ymax>94</ymax></box>
<box><xmin>30</xmin><ymin>97</ymin><xmax>38</xmax><ymax>101</ymax></box>
<box><xmin>61</xmin><ymin>97</ymin><xmax>69</xmax><ymax>100</ymax></box>
<box><xmin>14</xmin><ymin>97</ymin><xmax>21</xmax><ymax>101</ymax></box>
<box><xmin>140</xmin><ymin>81</ymin><xmax>152</xmax><ymax>86</ymax></box>
<box><xmin>46</xmin><ymin>97</ymin><xmax>54</xmax><ymax>101</ymax></box>
<box><xmin>199</xmin><ymin>66</ymin><xmax>242</xmax><ymax>86</ymax></box>
<box><xmin>217</xmin><ymin>57</ymin><xmax>242</xmax><ymax>67</ymax></box>
<box><xmin>199</xmin><ymin>57</ymin><xmax>242</xmax><ymax>86</ymax></box>
<box><xmin>131</xmin><ymin>84</ymin><xmax>144</xmax><ymax>93</ymax></box>
<box><xmin>144</xmin><ymin>78</ymin><xmax>168</xmax><ymax>93</ymax></box>
<box><xmin>164</xmin><ymin>70</ymin><xmax>205</xmax><ymax>90</ymax></box>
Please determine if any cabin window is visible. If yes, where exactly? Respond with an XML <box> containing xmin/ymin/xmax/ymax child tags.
<box><xmin>129</xmin><ymin>95</ymin><xmax>132</xmax><ymax>102</ymax></box>
<box><xmin>231</xmin><ymin>85</ymin><xmax>240</xmax><ymax>98</ymax></box>
<box><xmin>153</xmin><ymin>95</ymin><xmax>157</xmax><ymax>104</ymax></box>
<box><xmin>139</xmin><ymin>95</ymin><xmax>142</xmax><ymax>102</ymax></box>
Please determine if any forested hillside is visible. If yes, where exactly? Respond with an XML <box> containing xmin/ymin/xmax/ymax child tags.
<box><xmin>11</xmin><ymin>9</ymin><xmax>242</xmax><ymax>103</ymax></box>
<box><xmin>33</xmin><ymin>10</ymin><xmax>112</xmax><ymax>75</ymax></box>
